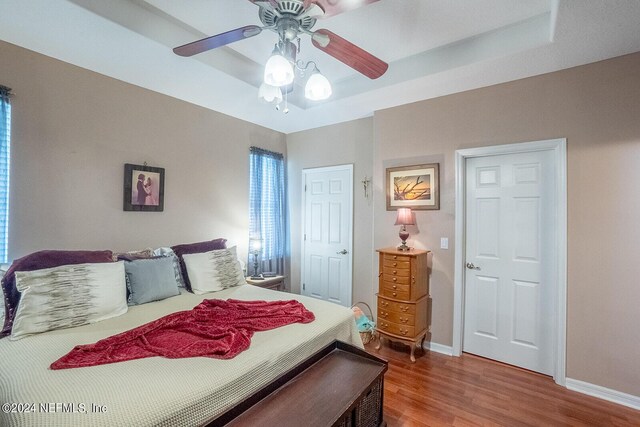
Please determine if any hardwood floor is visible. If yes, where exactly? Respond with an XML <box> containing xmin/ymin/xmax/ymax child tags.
<box><xmin>365</xmin><ymin>341</ymin><xmax>640</xmax><ymax>426</ymax></box>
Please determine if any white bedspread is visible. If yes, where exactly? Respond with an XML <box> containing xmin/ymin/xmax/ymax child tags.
<box><xmin>0</xmin><ymin>285</ymin><xmax>362</xmax><ymax>426</ymax></box>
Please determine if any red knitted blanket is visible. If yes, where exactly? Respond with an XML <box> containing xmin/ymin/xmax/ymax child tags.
<box><xmin>50</xmin><ymin>299</ymin><xmax>315</xmax><ymax>370</ymax></box>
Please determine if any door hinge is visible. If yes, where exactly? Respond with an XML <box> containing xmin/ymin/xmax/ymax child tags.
<box><xmin>304</xmin><ymin>234</ymin><xmax>307</xmax><ymax>241</ymax></box>
<box><xmin>303</xmin><ymin>283</ymin><xmax>306</xmax><ymax>290</ymax></box>
<box><xmin>304</xmin><ymin>184</ymin><xmax>307</xmax><ymax>192</ymax></box>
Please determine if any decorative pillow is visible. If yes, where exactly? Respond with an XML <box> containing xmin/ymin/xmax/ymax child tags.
<box><xmin>153</xmin><ymin>247</ymin><xmax>186</xmax><ymax>288</ymax></box>
<box><xmin>0</xmin><ymin>264</ymin><xmax>6</xmax><ymax>322</ymax></box>
<box><xmin>112</xmin><ymin>248</ymin><xmax>154</xmax><ymax>262</ymax></box>
<box><xmin>171</xmin><ymin>238</ymin><xmax>227</xmax><ymax>292</ymax></box>
<box><xmin>183</xmin><ymin>246</ymin><xmax>246</xmax><ymax>294</ymax></box>
<box><xmin>10</xmin><ymin>262</ymin><xmax>127</xmax><ymax>340</ymax></box>
<box><xmin>124</xmin><ymin>257</ymin><xmax>180</xmax><ymax>306</ymax></box>
<box><xmin>1</xmin><ymin>250</ymin><xmax>114</xmax><ymax>338</ymax></box>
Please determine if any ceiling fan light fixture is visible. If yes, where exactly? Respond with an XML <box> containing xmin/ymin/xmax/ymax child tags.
<box><xmin>304</xmin><ymin>68</ymin><xmax>332</xmax><ymax>101</ymax></box>
<box><xmin>264</xmin><ymin>48</ymin><xmax>294</xmax><ymax>87</ymax></box>
<box><xmin>173</xmin><ymin>0</ymin><xmax>389</xmax><ymax>113</ymax></box>
<box><xmin>258</xmin><ymin>82</ymin><xmax>283</xmax><ymax>104</ymax></box>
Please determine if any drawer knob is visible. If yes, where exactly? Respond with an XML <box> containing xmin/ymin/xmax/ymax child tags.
<box><xmin>393</xmin><ymin>270</ymin><xmax>397</xmax><ymax>274</ymax></box>
<box><xmin>393</xmin><ymin>277</ymin><xmax>397</xmax><ymax>282</ymax></box>
<box><xmin>393</xmin><ymin>262</ymin><xmax>397</xmax><ymax>267</ymax></box>
<box><xmin>392</xmin><ymin>292</ymin><xmax>397</xmax><ymax>297</ymax></box>
<box><xmin>400</xmin><ymin>329</ymin><xmax>408</xmax><ymax>336</ymax></box>
<box><xmin>401</xmin><ymin>306</ymin><xmax>408</xmax><ymax>312</ymax></box>
<box><xmin>401</xmin><ymin>317</ymin><xmax>408</xmax><ymax>323</ymax></box>
<box><xmin>393</xmin><ymin>256</ymin><xmax>397</xmax><ymax>259</ymax></box>
<box><xmin>392</xmin><ymin>285</ymin><xmax>397</xmax><ymax>289</ymax></box>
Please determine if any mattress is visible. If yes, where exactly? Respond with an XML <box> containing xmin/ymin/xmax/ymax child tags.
<box><xmin>0</xmin><ymin>285</ymin><xmax>362</xmax><ymax>426</ymax></box>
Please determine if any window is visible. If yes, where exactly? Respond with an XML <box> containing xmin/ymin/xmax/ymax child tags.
<box><xmin>249</xmin><ymin>147</ymin><xmax>287</xmax><ymax>275</ymax></box>
<box><xmin>0</xmin><ymin>86</ymin><xmax>10</xmax><ymax>263</ymax></box>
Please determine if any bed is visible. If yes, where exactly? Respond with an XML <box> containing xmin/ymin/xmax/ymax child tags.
<box><xmin>0</xmin><ymin>285</ymin><xmax>362</xmax><ymax>426</ymax></box>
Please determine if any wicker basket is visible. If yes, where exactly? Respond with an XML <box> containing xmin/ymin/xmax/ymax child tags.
<box><xmin>351</xmin><ymin>302</ymin><xmax>376</xmax><ymax>345</ymax></box>
<box><xmin>354</xmin><ymin>377</ymin><xmax>383</xmax><ymax>427</ymax></box>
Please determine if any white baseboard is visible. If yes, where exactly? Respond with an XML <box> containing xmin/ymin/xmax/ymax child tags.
<box><xmin>566</xmin><ymin>378</ymin><xmax>640</xmax><ymax>411</ymax></box>
<box><xmin>423</xmin><ymin>341</ymin><xmax>454</xmax><ymax>356</ymax></box>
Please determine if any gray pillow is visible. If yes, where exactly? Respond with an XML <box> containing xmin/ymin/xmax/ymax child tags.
<box><xmin>153</xmin><ymin>247</ymin><xmax>186</xmax><ymax>288</ymax></box>
<box><xmin>124</xmin><ymin>257</ymin><xmax>180</xmax><ymax>305</ymax></box>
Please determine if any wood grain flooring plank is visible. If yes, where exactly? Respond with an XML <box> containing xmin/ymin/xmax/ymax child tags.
<box><xmin>366</xmin><ymin>342</ymin><xmax>640</xmax><ymax>426</ymax></box>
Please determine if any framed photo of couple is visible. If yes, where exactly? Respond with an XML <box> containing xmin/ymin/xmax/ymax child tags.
<box><xmin>123</xmin><ymin>163</ymin><xmax>165</xmax><ymax>212</ymax></box>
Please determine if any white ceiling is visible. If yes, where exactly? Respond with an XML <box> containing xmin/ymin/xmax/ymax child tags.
<box><xmin>1</xmin><ymin>0</ymin><xmax>640</xmax><ymax>134</ymax></box>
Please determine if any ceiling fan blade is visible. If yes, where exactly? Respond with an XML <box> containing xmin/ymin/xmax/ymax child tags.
<box><xmin>173</xmin><ymin>25</ymin><xmax>262</xmax><ymax>57</ymax></box>
<box><xmin>248</xmin><ymin>0</ymin><xmax>278</xmax><ymax>7</ymax></box>
<box><xmin>298</xmin><ymin>4</ymin><xmax>325</xmax><ymax>19</ymax></box>
<box><xmin>304</xmin><ymin>0</ymin><xmax>379</xmax><ymax>18</ymax></box>
<box><xmin>312</xmin><ymin>29</ymin><xmax>388</xmax><ymax>79</ymax></box>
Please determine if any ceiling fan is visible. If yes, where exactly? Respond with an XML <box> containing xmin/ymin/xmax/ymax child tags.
<box><xmin>173</xmin><ymin>0</ymin><xmax>388</xmax><ymax>105</ymax></box>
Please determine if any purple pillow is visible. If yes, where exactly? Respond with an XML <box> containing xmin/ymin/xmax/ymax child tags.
<box><xmin>171</xmin><ymin>238</ymin><xmax>227</xmax><ymax>292</ymax></box>
<box><xmin>1</xmin><ymin>250</ymin><xmax>114</xmax><ymax>338</ymax></box>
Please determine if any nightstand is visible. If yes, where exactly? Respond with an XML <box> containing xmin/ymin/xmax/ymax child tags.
<box><xmin>246</xmin><ymin>275</ymin><xmax>285</xmax><ymax>292</ymax></box>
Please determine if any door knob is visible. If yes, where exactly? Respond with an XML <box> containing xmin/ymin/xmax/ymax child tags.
<box><xmin>336</xmin><ymin>249</ymin><xmax>348</xmax><ymax>255</ymax></box>
<box><xmin>466</xmin><ymin>262</ymin><xmax>481</xmax><ymax>270</ymax></box>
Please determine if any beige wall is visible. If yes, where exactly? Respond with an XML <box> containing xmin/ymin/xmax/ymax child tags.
<box><xmin>287</xmin><ymin>118</ymin><xmax>374</xmax><ymax>307</ymax></box>
<box><xmin>0</xmin><ymin>41</ymin><xmax>286</xmax><ymax>260</ymax></box>
<box><xmin>374</xmin><ymin>52</ymin><xmax>640</xmax><ymax>396</ymax></box>
<box><xmin>4</xmin><ymin>37</ymin><xmax>640</xmax><ymax>398</ymax></box>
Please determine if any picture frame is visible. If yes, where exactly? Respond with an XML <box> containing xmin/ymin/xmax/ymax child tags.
<box><xmin>123</xmin><ymin>163</ymin><xmax>165</xmax><ymax>212</ymax></box>
<box><xmin>386</xmin><ymin>163</ymin><xmax>440</xmax><ymax>210</ymax></box>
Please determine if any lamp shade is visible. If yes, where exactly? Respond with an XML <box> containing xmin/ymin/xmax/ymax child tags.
<box><xmin>394</xmin><ymin>208</ymin><xmax>415</xmax><ymax>226</ymax></box>
<box><xmin>264</xmin><ymin>53</ymin><xmax>294</xmax><ymax>87</ymax></box>
<box><xmin>304</xmin><ymin>71</ymin><xmax>332</xmax><ymax>101</ymax></box>
<box><xmin>249</xmin><ymin>238</ymin><xmax>262</xmax><ymax>253</ymax></box>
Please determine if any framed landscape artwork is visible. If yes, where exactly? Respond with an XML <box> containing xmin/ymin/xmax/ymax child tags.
<box><xmin>123</xmin><ymin>163</ymin><xmax>165</xmax><ymax>212</ymax></box>
<box><xmin>386</xmin><ymin>163</ymin><xmax>440</xmax><ymax>210</ymax></box>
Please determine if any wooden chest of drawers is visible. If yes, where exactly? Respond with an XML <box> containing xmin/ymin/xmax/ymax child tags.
<box><xmin>375</xmin><ymin>247</ymin><xmax>430</xmax><ymax>362</ymax></box>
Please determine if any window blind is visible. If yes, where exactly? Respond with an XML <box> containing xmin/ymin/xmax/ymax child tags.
<box><xmin>249</xmin><ymin>146</ymin><xmax>287</xmax><ymax>275</ymax></box>
<box><xmin>0</xmin><ymin>86</ymin><xmax>11</xmax><ymax>263</ymax></box>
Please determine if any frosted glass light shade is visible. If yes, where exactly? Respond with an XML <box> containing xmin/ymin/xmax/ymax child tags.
<box><xmin>304</xmin><ymin>71</ymin><xmax>332</xmax><ymax>100</ymax></box>
<box><xmin>264</xmin><ymin>53</ymin><xmax>294</xmax><ymax>87</ymax></box>
<box><xmin>258</xmin><ymin>83</ymin><xmax>283</xmax><ymax>104</ymax></box>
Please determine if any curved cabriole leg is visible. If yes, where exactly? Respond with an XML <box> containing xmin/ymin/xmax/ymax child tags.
<box><xmin>375</xmin><ymin>335</ymin><xmax>383</xmax><ymax>350</ymax></box>
<box><xmin>410</xmin><ymin>343</ymin><xmax>416</xmax><ymax>363</ymax></box>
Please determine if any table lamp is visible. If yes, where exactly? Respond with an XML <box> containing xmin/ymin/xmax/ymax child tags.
<box><xmin>395</xmin><ymin>208</ymin><xmax>415</xmax><ymax>251</ymax></box>
<box><xmin>249</xmin><ymin>238</ymin><xmax>264</xmax><ymax>280</ymax></box>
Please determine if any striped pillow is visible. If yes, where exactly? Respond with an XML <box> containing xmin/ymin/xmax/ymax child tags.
<box><xmin>183</xmin><ymin>247</ymin><xmax>246</xmax><ymax>294</ymax></box>
<box><xmin>11</xmin><ymin>262</ymin><xmax>127</xmax><ymax>340</ymax></box>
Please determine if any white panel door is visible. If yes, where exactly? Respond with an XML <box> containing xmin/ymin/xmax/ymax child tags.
<box><xmin>464</xmin><ymin>150</ymin><xmax>555</xmax><ymax>375</ymax></box>
<box><xmin>302</xmin><ymin>165</ymin><xmax>353</xmax><ymax>306</ymax></box>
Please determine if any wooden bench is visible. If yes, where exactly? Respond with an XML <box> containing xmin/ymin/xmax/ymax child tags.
<box><xmin>207</xmin><ymin>341</ymin><xmax>388</xmax><ymax>427</ymax></box>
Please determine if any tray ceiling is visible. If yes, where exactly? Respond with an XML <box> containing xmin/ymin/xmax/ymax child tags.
<box><xmin>1</xmin><ymin>0</ymin><xmax>640</xmax><ymax>133</ymax></box>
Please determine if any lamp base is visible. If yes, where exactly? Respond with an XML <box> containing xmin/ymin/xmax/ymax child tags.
<box><xmin>397</xmin><ymin>242</ymin><xmax>411</xmax><ymax>251</ymax></box>
<box><xmin>250</xmin><ymin>275</ymin><xmax>265</xmax><ymax>280</ymax></box>
<box><xmin>398</xmin><ymin>227</ymin><xmax>411</xmax><ymax>251</ymax></box>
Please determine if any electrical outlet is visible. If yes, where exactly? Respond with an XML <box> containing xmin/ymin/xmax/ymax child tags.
<box><xmin>440</xmin><ymin>237</ymin><xmax>449</xmax><ymax>249</ymax></box>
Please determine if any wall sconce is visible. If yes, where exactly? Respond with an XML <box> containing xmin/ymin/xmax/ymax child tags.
<box><xmin>394</xmin><ymin>208</ymin><xmax>415</xmax><ymax>251</ymax></box>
